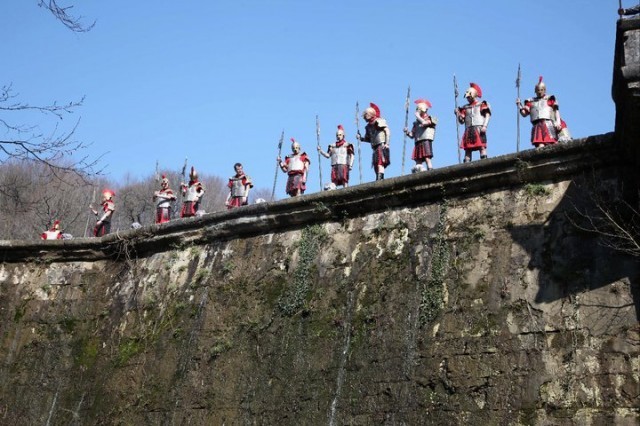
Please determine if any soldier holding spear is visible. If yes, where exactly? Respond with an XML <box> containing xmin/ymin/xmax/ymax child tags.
<box><xmin>317</xmin><ymin>124</ymin><xmax>355</xmax><ymax>189</ymax></box>
<box><xmin>356</xmin><ymin>102</ymin><xmax>391</xmax><ymax>181</ymax></box>
<box><xmin>278</xmin><ymin>138</ymin><xmax>311</xmax><ymax>197</ymax></box>
<box><xmin>454</xmin><ymin>82</ymin><xmax>491</xmax><ymax>163</ymax></box>
<box><xmin>404</xmin><ymin>98</ymin><xmax>437</xmax><ymax>172</ymax></box>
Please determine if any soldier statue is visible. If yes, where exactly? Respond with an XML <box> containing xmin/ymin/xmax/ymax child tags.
<box><xmin>41</xmin><ymin>220</ymin><xmax>63</xmax><ymax>240</ymax></box>
<box><xmin>226</xmin><ymin>162</ymin><xmax>253</xmax><ymax>209</ymax></box>
<box><xmin>180</xmin><ymin>167</ymin><xmax>205</xmax><ymax>218</ymax></box>
<box><xmin>404</xmin><ymin>99</ymin><xmax>437</xmax><ymax>172</ymax></box>
<box><xmin>153</xmin><ymin>174</ymin><xmax>177</xmax><ymax>224</ymax></box>
<box><xmin>455</xmin><ymin>82</ymin><xmax>491</xmax><ymax>162</ymax></box>
<box><xmin>356</xmin><ymin>102</ymin><xmax>390</xmax><ymax>180</ymax></box>
<box><xmin>317</xmin><ymin>124</ymin><xmax>354</xmax><ymax>188</ymax></box>
<box><xmin>90</xmin><ymin>189</ymin><xmax>115</xmax><ymax>237</ymax></box>
<box><xmin>278</xmin><ymin>138</ymin><xmax>311</xmax><ymax>197</ymax></box>
<box><xmin>516</xmin><ymin>76</ymin><xmax>563</xmax><ymax>149</ymax></box>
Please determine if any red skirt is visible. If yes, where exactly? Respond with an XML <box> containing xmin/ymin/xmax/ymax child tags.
<box><xmin>412</xmin><ymin>139</ymin><xmax>433</xmax><ymax>161</ymax></box>
<box><xmin>93</xmin><ymin>221</ymin><xmax>111</xmax><ymax>237</ymax></box>
<box><xmin>460</xmin><ymin>126</ymin><xmax>487</xmax><ymax>151</ymax></box>
<box><xmin>156</xmin><ymin>207</ymin><xmax>171</xmax><ymax>224</ymax></box>
<box><xmin>531</xmin><ymin>120</ymin><xmax>558</xmax><ymax>145</ymax></box>
<box><xmin>181</xmin><ymin>201</ymin><xmax>197</xmax><ymax>218</ymax></box>
<box><xmin>286</xmin><ymin>173</ymin><xmax>306</xmax><ymax>196</ymax></box>
<box><xmin>331</xmin><ymin>164</ymin><xmax>350</xmax><ymax>186</ymax></box>
<box><xmin>227</xmin><ymin>197</ymin><xmax>247</xmax><ymax>209</ymax></box>
<box><xmin>372</xmin><ymin>145</ymin><xmax>390</xmax><ymax>168</ymax></box>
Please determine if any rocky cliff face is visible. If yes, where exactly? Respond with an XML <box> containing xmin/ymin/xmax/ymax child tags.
<box><xmin>0</xmin><ymin>136</ymin><xmax>638</xmax><ymax>425</ymax></box>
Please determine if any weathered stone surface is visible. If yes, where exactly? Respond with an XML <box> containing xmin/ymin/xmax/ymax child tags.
<box><xmin>0</xmin><ymin>133</ymin><xmax>638</xmax><ymax>425</ymax></box>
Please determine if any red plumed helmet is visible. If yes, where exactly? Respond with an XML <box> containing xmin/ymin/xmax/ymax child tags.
<box><xmin>470</xmin><ymin>82</ymin><xmax>483</xmax><ymax>98</ymax></box>
<box><xmin>414</xmin><ymin>99</ymin><xmax>432</xmax><ymax>109</ymax></box>
<box><xmin>189</xmin><ymin>166</ymin><xmax>198</xmax><ymax>180</ymax></box>
<box><xmin>102</xmin><ymin>189</ymin><xmax>115</xmax><ymax>200</ymax></box>
<box><xmin>369</xmin><ymin>102</ymin><xmax>381</xmax><ymax>117</ymax></box>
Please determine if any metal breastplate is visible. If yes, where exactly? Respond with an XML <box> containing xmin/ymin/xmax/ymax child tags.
<box><xmin>230</xmin><ymin>177</ymin><xmax>248</xmax><ymax>197</ymax></box>
<box><xmin>529</xmin><ymin>97</ymin><xmax>554</xmax><ymax>121</ymax></box>
<box><xmin>156</xmin><ymin>190</ymin><xmax>172</xmax><ymax>208</ymax></box>
<box><xmin>287</xmin><ymin>155</ymin><xmax>306</xmax><ymax>172</ymax></box>
<box><xmin>330</xmin><ymin>145</ymin><xmax>349</xmax><ymax>165</ymax></box>
<box><xmin>367</xmin><ymin>119</ymin><xmax>387</xmax><ymax>146</ymax></box>
<box><xmin>413</xmin><ymin>121</ymin><xmax>435</xmax><ymax>141</ymax></box>
<box><xmin>43</xmin><ymin>231</ymin><xmax>60</xmax><ymax>240</ymax></box>
<box><xmin>184</xmin><ymin>185</ymin><xmax>201</xmax><ymax>202</ymax></box>
<box><xmin>464</xmin><ymin>104</ymin><xmax>484</xmax><ymax>127</ymax></box>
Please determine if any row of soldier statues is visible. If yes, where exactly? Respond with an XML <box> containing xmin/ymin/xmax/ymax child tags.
<box><xmin>41</xmin><ymin>78</ymin><xmax>572</xmax><ymax>240</ymax></box>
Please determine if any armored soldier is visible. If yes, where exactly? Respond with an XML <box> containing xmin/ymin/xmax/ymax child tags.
<box><xmin>455</xmin><ymin>83</ymin><xmax>491</xmax><ymax>162</ymax></box>
<box><xmin>41</xmin><ymin>220</ymin><xmax>63</xmax><ymax>240</ymax></box>
<box><xmin>226</xmin><ymin>163</ymin><xmax>253</xmax><ymax>209</ymax></box>
<box><xmin>278</xmin><ymin>138</ymin><xmax>311</xmax><ymax>197</ymax></box>
<box><xmin>153</xmin><ymin>174</ymin><xmax>177</xmax><ymax>224</ymax></box>
<box><xmin>356</xmin><ymin>102</ymin><xmax>390</xmax><ymax>180</ymax></box>
<box><xmin>180</xmin><ymin>167</ymin><xmax>205</xmax><ymax>218</ymax></box>
<box><xmin>517</xmin><ymin>76</ymin><xmax>563</xmax><ymax>148</ymax></box>
<box><xmin>90</xmin><ymin>189</ymin><xmax>115</xmax><ymax>237</ymax></box>
<box><xmin>317</xmin><ymin>125</ymin><xmax>355</xmax><ymax>188</ymax></box>
<box><xmin>404</xmin><ymin>99</ymin><xmax>437</xmax><ymax>172</ymax></box>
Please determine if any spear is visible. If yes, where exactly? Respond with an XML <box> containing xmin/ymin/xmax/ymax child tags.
<box><xmin>453</xmin><ymin>74</ymin><xmax>462</xmax><ymax>164</ymax></box>
<box><xmin>316</xmin><ymin>115</ymin><xmax>323</xmax><ymax>189</ymax></box>
<box><xmin>355</xmin><ymin>101</ymin><xmax>362</xmax><ymax>184</ymax></box>
<box><xmin>84</xmin><ymin>186</ymin><xmax>96</xmax><ymax>237</ymax></box>
<box><xmin>516</xmin><ymin>63</ymin><xmax>522</xmax><ymax>153</ymax></box>
<box><xmin>402</xmin><ymin>85</ymin><xmax>411</xmax><ymax>175</ymax></box>
<box><xmin>175</xmin><ymin>157</ymin><xmax>188</xmax><ymax>217</ymax></box>
<box><xmin>181</xmin><ymin>157</ymin><xmax>188</xmax><ymax>184</ymax></box>
<box><xmin>271</xmin><ymin>130</ymin><xmax>285</xmax><ymax>201</ymax></box>
<box><xmin>618</xmin><ymin>0</ymin><xmax>623</xmax><ymax>17</ymax></box>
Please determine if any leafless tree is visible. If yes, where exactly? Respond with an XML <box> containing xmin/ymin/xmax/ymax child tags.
<box><xmin>1</xmin><ymin>3</ymin><xmax>99</xmax><ymax>180</ymax></box>
<box><xmin>0</xmin><ymin>161</ymin><xmax>95</xmax><ymax>239</ymax></box>
<box><xmin>570</xmin><ymin>195</ymin><xmax>640</xmax><ymax>259</ymax></box>
<box><xmin>38</xmin><ymin>0</ymin><xmax>95</xmax><ymax>32</ymax></box>
<box><xmin>0</xmin><ymin>84</ymin><xmax>102</xmax><ymax>181</ymax></box>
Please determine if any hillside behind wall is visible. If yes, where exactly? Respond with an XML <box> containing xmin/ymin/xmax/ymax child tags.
<box><xmin>0</xmin><ymin>134</ymin><xmax>638</xmax><ymax>425</ymax></box>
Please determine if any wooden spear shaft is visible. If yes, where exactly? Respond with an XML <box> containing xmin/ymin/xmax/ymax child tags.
<box><xmin>516</xmin><ymin>63</ymin><xmax>521</xmax><ymax>153</ymax></box>
<box><xmin>316</xmin><ymin>115</ymin><xmax>322</xmax><ymax>189</ymax></box>
<box><xmin>271</xmin><ymin>130</ymin><xmax>284</xmax><ymax>201</ymax></box>
<box><xmin>402</xmin><ymin>85</ymin><xmax>411</xmax><ymax>176</ymax></box>
<box><xmin>355</xmin><ymin>101</ymin><xmax>363</xmax><ymax>184</ymax></box>
<box><xmin>453</xmin><ymin>74</ymin><xmax>462</xmax><ymax>164</ymax></box>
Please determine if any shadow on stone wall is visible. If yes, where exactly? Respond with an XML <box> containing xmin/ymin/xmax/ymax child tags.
<box><xmin>508</xmin><ymin>175</ymin><xmax>640</xmax><ymax>322</ymax></box>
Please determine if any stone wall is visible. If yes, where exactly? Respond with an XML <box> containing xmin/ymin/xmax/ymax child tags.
<box><xmin>0</xmin><ymin>134</ymin><xmax>638</xmax><ymax>425</ymax></box>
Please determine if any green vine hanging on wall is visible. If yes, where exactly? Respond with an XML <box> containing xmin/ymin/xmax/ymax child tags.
<box><xmin>419</xmin><ymin>204</ymin><xmax>450</xmax><ymax>327</ymax></box>
<box><xmin>278</xmin><ymin>225</ymin><xmax>328</xmax><ymax>316</ymax></box>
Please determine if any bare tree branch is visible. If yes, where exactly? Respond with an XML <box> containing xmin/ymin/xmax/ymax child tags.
<box><xmin>568</xmin><ymin>188</ymin><xmax>640</xmax><ymax>259</ymax></box>
<box><xmin>0</xmin><ymin>84</ymin><xmax>104</xmax><ymax>182</ymax></box>
<box><xmin>38</xmin><ymin>0</ymin><xmax>95</xmax><ymax>32</ymax></box>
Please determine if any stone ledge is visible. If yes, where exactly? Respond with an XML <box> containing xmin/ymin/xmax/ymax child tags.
<box><xmin>0</xmin><ymin>133</ymin><xmax>622</xmax><ymax>262</ymax></box>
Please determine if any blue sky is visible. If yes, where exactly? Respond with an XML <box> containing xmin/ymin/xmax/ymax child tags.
<box><xmin>2</xmin><ymin>1</ymin><xmax>623</xmax><ymax>196</ymax></box>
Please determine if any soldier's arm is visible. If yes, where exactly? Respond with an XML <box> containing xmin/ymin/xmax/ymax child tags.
<box><xmin>317</xmin><ymin>145</ymin><xmax>330</xmax><ymax>158</ymax></box>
